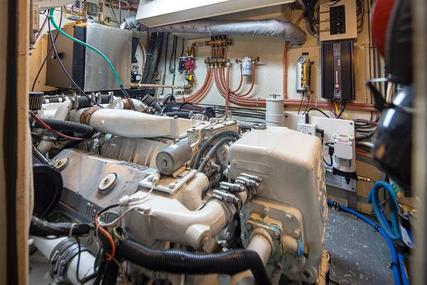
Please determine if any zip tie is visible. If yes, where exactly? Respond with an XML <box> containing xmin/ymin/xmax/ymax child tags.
<box><xmin>69</xmin><ymin>223</ymin><xmax>76</xmax><ymax>237</ymax></box>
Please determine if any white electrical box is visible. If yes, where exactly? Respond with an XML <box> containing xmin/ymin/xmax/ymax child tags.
<box><xmin>319</xmin><ymin>0</ymin><xmax>358</xmax><ymax>41</ymax></box>
<box><xmin>297</xmin><ymin>123</ymin><xmax>317</xmax><ymax>136</ymax></box>
<box><xmin>334</xmin><ymin>134</ymin><xmax>354</xmax><ymax>160</ymax></box>
<box><xmin>284</xmin><ymin>112</ymin><xmax>357</xmax><ymax>192</ymax></box>
<box><xmin>136</xmin><ymin>0</ymin><xmax>296</xmax><ymax>27</ymax></box>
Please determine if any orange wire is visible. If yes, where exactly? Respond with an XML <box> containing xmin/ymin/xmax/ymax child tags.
<box><xmin>95</xmin><ymin>214</ymin><xmax>116</xmax><ymax>260</ymax></box>
<box><xmin>231</xmin><ymin>65</ymin><xmax>243</xmax><ymax>93</ymax></box>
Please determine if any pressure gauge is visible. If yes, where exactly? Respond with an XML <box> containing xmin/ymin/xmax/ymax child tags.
<box><xmin>296</xmin><ymin>54</ymin><xmax>313</xmax><ymax>93</ymax></box>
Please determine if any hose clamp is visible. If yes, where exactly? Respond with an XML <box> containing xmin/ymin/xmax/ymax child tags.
<box><xmin>123</xmin><ymin>98</ymin><xmax>135</xmax><ymax>110</ymax></box>
<box><xmin>80</xmin><ymin>106</ymin><xmax>101</xmax><ymax>125</ymax></box>
<box><xmin>49</xmin><ymin>238</ymin><xmax>89</xmax><ymax>283</ymax></box>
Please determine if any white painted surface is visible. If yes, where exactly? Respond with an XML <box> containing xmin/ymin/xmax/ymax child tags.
<box><xmin>136</xmin><ymin>0</ymin><xmax>295</xmax><ymax>27</ymax></box>
<box><xmin>158</xmin><ymin>7</ymin><xmax>378</xmax><ymax>120</ymax></box>
<box><xmin>266</xmin><ymin>95</ymin><xmax>285</xmax><ymax>126</ymax></box>
<box><xmin>82</xmin><ymin>109</ymin><xmax>194</xmax><ymax>138</ymax></box>
<box><xmin>229</xmin><ymin>126</ymin><xmax>327</xmax><ymax>279</ymax></box>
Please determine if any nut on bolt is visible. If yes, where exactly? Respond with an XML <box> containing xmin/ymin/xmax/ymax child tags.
<box><xmin>53</xmin><ymin>157</ymin><xmax>69</xmax><ymax>171</ymax></box>
<box><xmin>293</xmin><ymin>229</ymin><xmax>301</xmax><ymax>239</ymax></box>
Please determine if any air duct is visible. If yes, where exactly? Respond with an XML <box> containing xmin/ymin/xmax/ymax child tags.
<box><xmin>121</xmin><ymin>17</ymin><xmax>306</xmax><ymax>45</ymax></box>
<box><xmin>146</xmin><ymin>19</ymin><xmax>306</xmax><ymax>45</ymax></box>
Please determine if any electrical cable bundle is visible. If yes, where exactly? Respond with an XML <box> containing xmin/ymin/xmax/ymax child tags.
<box><xmin>303</xmin><ymin>0</ymin><xmax>320</xmax><ymax>36</ymax></box>
<box><xmin>327</xmin><ymin>100</ymin><xmax>346</xmax><ymax>118</ymax></box>
<box><xmin>191</xmin><ymin>130</ymin><xmax>240</xmax><ymax>170</ymax></box>
<box><xmin>141</xmin><ymin>32</ymin><xmax>164</xmax><ymax>84</ymax></box>
<box><xmin>354</xmin><ymin>118</ymin><xmax>377</xmax><ymax>142</ymax></box>
<box><xmin>356</xmin><ymin>0</ymin><xmax>365</xmax><ymax>33</ymax></box>
<box><xmin>200</xmin><ymin>104</ymin><xmax>266</xmax><ymax>120</ymax></box>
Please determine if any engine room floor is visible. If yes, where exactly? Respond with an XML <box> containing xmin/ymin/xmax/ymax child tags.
<box><xmin>29</xmin><ymin>209</ymin><xmax>394</xmax><ymax>285</ymax></box>
<box><xmin>325</xmin><ymin>208</ymin><xmax>394</xmax><ymax>285</ymax></box>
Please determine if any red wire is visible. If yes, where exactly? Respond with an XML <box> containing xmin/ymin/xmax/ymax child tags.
<box><xmin>95</xmin><ymin>214</ymin><xmax>116</xmax><ymax>261</ymax></box>
<box><xmin>30</xmin><ymin>112</ymin><xmax>84</xmax><ymax>141</ymax></box>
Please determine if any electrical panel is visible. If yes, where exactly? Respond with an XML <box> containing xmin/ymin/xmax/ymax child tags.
<box><xmin>319</xmin><ymin>0</ymin><xmax>357</xmax><ymax>41</ymax></box>
<box><xmin>321</xmin><ymin>40</ymin><xmax>355</xmax><ymax>101</ymax></box>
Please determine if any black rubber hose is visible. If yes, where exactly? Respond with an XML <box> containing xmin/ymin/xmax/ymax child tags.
<box><xmin>29</xmin><ymin>216</ymin><xmax>92</xmax><ymax>237</ymax></box>
<box><xmin>197</xmin><ymin>136</ymin><xmax>237</xmax><ymax>172</ymax></box>
<box><xmin>93</xmin><ymin>249</ymin><xmax>107</xmax><ymax>285</ymax></box>
<box><xmin>116</xmin><ymin>239</ymin><xmax>271</xmax><ymax>285</ymax></box>
<box><xmin>100</xmin><ymin>259</ymin><xmax>119</xmax><ymax>285</ymax></box>
<box><xmin>34</xmin><ymin>118</ymin><xmax>95</xmax><ymax>137</ymax></box>
<box><xmin>141</xmin><ymin>94</ymin><xmax>162</xmax><ymax>112</ymax></box>
<box><xmin>163</xmin><ymin>111</ymin><xmax>193</xmax><ymax>119</ymax></box>
<box><xmin>190</xmin><ymin>130</ymin><xmax>240</xmax><ymax>169</ymax></box>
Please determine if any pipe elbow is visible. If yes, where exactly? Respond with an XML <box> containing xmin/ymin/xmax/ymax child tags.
<box><xmin>121</xmin><ymin>16</ymin><xmax>138</xmax><ymax>30</ymax></box>
<box><xmin>268</xmin><ymin>19</ymin><xmax>306</xmax><ymax>45</ymax></box>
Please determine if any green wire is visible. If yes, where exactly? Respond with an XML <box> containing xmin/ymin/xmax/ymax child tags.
<box><xmin>48</xmin><ymin>8</ymin><xmax>124</xmax><ymax>87</ymax></box>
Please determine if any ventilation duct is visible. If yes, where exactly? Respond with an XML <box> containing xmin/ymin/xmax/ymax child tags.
<box><xmin>150</xmin><ymin>19</ymin><xmax>305</xmax><ymax>45</ymax></box>
<box><xmin>122</xmin><ymin>18</ymin><xmax>306</xmax><ymax>45</ymax></box>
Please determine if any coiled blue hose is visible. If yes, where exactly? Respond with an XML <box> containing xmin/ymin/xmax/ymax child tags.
<box><xmin>328</xmin><ymin>200</ymin><xmax>408</xmax><ymax>285</ymax></box>
<box><xmin>398</xmin><ymin>251</ymin><xmax>410</xmax><ymax>285</ymax></box>
<box><xmin>368</xmin><ymin>181</ymin><xmax>402</xmax><ymax>241</ymax></box>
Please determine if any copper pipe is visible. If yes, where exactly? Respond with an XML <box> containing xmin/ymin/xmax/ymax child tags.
<box><xmin>283</xmin><ymin>99</ymin><xmax>377</xmax><ymax>112</ymax></box>
<box><xmin>225</xmin><ymin>66</ymin><xmax>231</xmax><ymax>113</ymax></box>
<box><xmin>177</xmin><ymin>73</ymin><xmax>210</xmax><ymax>102</ymax></box>
<box><xmin>283</xmin><ymin>43</ymin><xmax>288</xmax><ymax>99</ymax></box>
<box><xmin>220</xmin><ymin>66</ymin><xmax>256</xmax><ymax>97</ymax></box>
<box><xmin>177</xmin><ymin>69</ymin><xmax>213</xmax><ymax>103</ymax></box>
<box><xmin>189</xmin><ymin>71</ymin><xmax>214</xmax><ymax>103</ymax></box>
<box><xmin>211</xmin><ymin>66</ymin><xmax>377</xmax><ymax>112</ymax></box>
<box><xmin>235</xmin><ymin>63</ymin><xmax>256</xmax><ymax>97</ymax></box>
<box><xmin>215</xmin><ymin>68</ymin><xmax>266</xmax><ymax>107</ymax></box>
<box><xmin>231</xmin><ymin>65</ymin><xmax>244</xmax><ymax>93</ymax></box>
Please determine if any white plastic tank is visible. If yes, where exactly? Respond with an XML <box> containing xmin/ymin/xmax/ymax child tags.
<box><xmin>265</xmin><ymin>95</ymin><xmax>285</xmax><ymax>126</ymax></box>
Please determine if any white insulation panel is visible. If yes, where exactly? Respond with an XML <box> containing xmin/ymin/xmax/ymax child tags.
<box><xmin>136</xmin><ymin>0</ymin><xmax>295</xmax><ymax>27</ymax></box>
